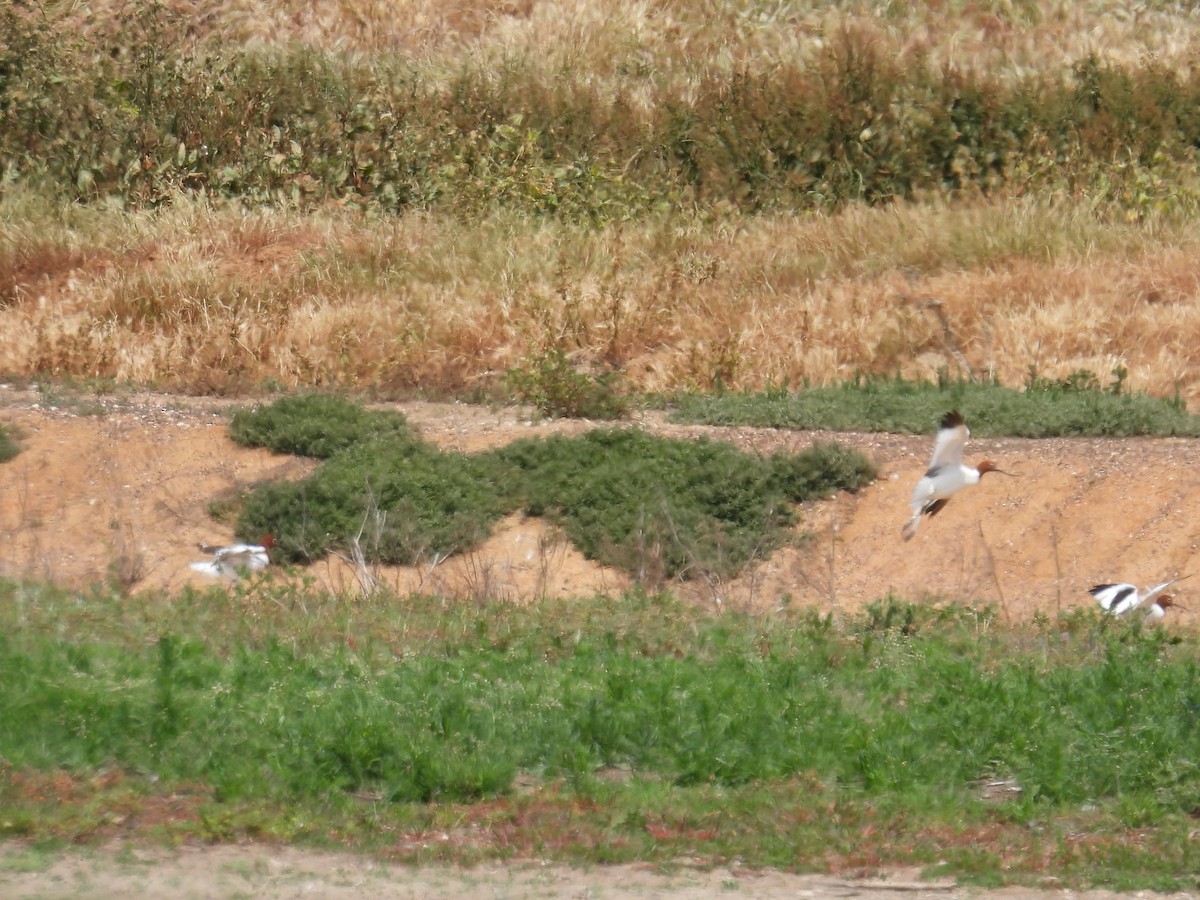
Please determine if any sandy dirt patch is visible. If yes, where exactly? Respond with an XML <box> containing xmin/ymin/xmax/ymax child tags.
<box><xmin>3</xmin><ymin>388</ymin><xmax>1200</xmax><ymax>897</ymax></box>
<box><xmin>1</xmin><ymin>386</ymin><xmax>1197</xmax><ymax>622</ymax></box>
<box><xmin>4</xmin><ymin>842</ymin><xmax>1199</xmax><ymax>900</ymax></box>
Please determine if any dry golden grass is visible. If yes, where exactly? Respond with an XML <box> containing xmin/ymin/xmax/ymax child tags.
<box><xmin>48</xmin><ymin>0</ymin><xmax>1200</xmax><ymax>82</ymax></box>
<box><xmin>8</xmin><ymin>2</ymin><xmax>1200</xmax><ymax>406</ymax></box>
<box><xmin>3</xmin><ymin>188</ymin><xmax>1200</xmax><ymax>404</ymax></box>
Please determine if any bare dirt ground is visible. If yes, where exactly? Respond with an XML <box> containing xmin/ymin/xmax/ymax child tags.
<box><xmin>5</xmin><ymin>842</ymin><xmax>1200</xmax><ymax>900</ymax></box>
<box><xmin>3</xmin><ymin>385</ymin><xmax>1200</xmax><ymax>898</ymax></box>
<box><xmin>1</xmin><ymin>384</ymin><xmax>1197</xmax><ymax>621</ymax></box>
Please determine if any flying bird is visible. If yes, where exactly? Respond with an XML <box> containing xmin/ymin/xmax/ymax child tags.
<box><xmin>902</xmin><ymin>411</ymin><xmax>1014</xmax><ymax>541</ymax></box>
<box><xmin>189</xmin><ymin>534</ymin><xmax>274</xmax><ymax>579</ymax></box>
<box><xmin>1089</xmin><ymin>578</ymin><xmax>1187</xmax><ymax>619</ymax></box>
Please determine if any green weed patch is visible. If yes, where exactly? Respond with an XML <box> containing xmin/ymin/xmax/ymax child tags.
<box><xmin>236</xmin><ymin>437</ymin><xmax>518</xmax><ymax>565</ymax></box>
<box><xmin>0</xmin><ymin>425</ymin><xmax>19</xmax><ymax>463</ymax></box>
<box><xmin>230</xmin><ymin>394</ymin><xmax>420</xmax><ymax>458</ymax></box>
<box><xmin>2</xmin><ymin>585</ymin><xmax>1200</xmax><ymax>886</ymax></box>
<box><xmin>670</xmin><ymin>374</ymin><xmax>1200</xmax><ymax>437</ymax></box>
<box><xmin>7</xmin><ymin>9</ymin><xmax>1200</xmax><ymax>219</ymax></box>
<box><xmin>495</xmin><ymin>429</ymin><xmax>875</xmax><ymax>579</ymax></box>
<box><xmin>227</xmin><ymin>397</ymin><xmax>874</xmax><ymax>576</ymax></box>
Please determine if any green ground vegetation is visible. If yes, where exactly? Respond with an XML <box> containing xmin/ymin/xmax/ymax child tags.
<box><xmin>495</xmin><ymin>430</ymin><xmax>875</xmax><ymax>579</ymax></box>
<box><xmin>5</xmin><ymin>5</ymin><xmax>1200</xmax><ymax>221</ymax></box>
<box><xmin>1</xmin><ymin>583</ymin><xmax>1198</xmax><ymax>889</ymax></box>
<box><xmin>228</xmin><ymin>395</ymin><xmax>876</xmax><ymax>574</ymax></box>
<box><xmin>670</xmin><ymin>371</ymin><xmax>1200</xmax><ymax>437</ymax></box>
<box><xmin>228</xmin><ymin>393</ymin><xmax>421</xmax><ymax>458</ymax></box>
<box><xmin>0</xmin><ymin>425</ymin><xmax>19</xmax><ymax>463</ymax></box>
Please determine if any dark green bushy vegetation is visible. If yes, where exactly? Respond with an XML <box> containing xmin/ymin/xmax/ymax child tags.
<box><xmin>229</xmin><ymin>393</ymin><xmax>420</xmax><ymax>458</ymax></box>
<box><xmin>227</xmin><ymin>397</ymin><xmax>875</xmax><ymax>573</ymax></box>
<box><xmin>672</xmin><ymin>372</ymin><xmax>1200</xmax><ymax>437</ymax></box>
<box><xmin>5</xmin><ymin>6</ymin><xmax>1200</xmax><ymax>219</ymax></box>
<box><xmin>0</xmin><ymin>424</ymin><xmax>20</xmax><ymax>463</ymax></box>
<box><xmin>238</xmin><ymin>437</ymin><xmax>519</xmax><ymax>564</ymax></box>
<box><xmin>496</xmin><ymin>430</ymin><xmax>875</xmax><ymax>579</ymax></box>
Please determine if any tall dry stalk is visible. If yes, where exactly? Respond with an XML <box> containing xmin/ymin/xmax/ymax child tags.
<box><xmin>1050</xmin><ymin>518</ymin><xmax>1063</xmax><ymax>622</ymax></box>
<box><xmin>790</xmin><ymin>503</ymin><xmax>840</xmax><ymax>611</ymax></box>
<box><xmin>328</xmin><ymin>480</ymin><xmax>387</xmax><ymax>596</ymax></box>
<box><xmin>977</xmin><ymin>522</ymin><xmax>1011</xmax><ymax>627</ymax></box>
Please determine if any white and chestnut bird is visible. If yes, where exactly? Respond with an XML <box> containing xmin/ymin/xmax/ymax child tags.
<box><xmin>902</xmin><ymin>411</ymin><xmax>1014</xmax><ymax>541</ymax></box>
<box><xmin>189</xmin><ymin>534</ymin><xmax>274</xmax><ymax>579</ymax></box>
<box><xmin>1089</xmin><ymin>578</ymin><xmax>1186</xmax><ymax>620</ymax></box>
<box><xmin>1144</xmin><ymin>596</ymin><xmax>1181</xmax><ymax>622</ymax></box>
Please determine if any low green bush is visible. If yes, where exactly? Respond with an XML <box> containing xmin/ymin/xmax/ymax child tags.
<box><xmin>227</xmin><ymin>397</ymin><xmax>874</xmax><ymax>577</ymax></box>
<box><xmin>493</xmin><ymin>428</ymin><xmax>875</xmax><ymax>580</ymax></box>
<box><xmin>671</xmin><ymin>373</ymin><xmax>1200</xmax><ymax>437</ymax></box>
<box><xmin>229</xmin><ymin>393</ymin><xmax>420</xmax><ymax>458</ymax></box>
<box><xmin>768</xmin><ymin>441</ymin><xmax>878</xmax><ymax>500</ymax></box>
<box><xmin>0</xmin><ymin>425</ymin><xmax>19</xmax><ymax>463</ymax></box>
<box><xmin>237</xmin><ymin>437</ymin><xmax>519</xmax><ymax>564</ymax></box>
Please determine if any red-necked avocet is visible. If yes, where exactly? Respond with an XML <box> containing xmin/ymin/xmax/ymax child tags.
<box><xmin>189</xmin><ymin>534</ymin><xmax>274</xmax><ymax>579</ymax></box>
<box><xmin>901</xmin><ymin>411</ymin><xmax>1015</xmax><ymax>541</ymax></box>
<box><xmin>1089</xmin><ymin>577</ymin><xmax>1188</xmax><ymax>619</ymax></box>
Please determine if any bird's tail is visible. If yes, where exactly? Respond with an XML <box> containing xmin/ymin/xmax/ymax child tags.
<box><xmin>901</xmin><ymin>515</ymin><xmax>921</xmax><ymax>541</ymax></box>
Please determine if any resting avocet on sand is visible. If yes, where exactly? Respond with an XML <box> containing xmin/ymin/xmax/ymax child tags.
<box><xmin>902</xmin><ymin>411</ymin><xmax>1014</xmax><ymax>541</ymax></box>
<box><xmin>189</xmin><ymin>534</ymin><xmax>274</xmax><ymax>579</ymax></box>
<box><xmin>1089</xmin><ymin>577</ymin><xmax>1187</xmax><ymax>619</ymax></box>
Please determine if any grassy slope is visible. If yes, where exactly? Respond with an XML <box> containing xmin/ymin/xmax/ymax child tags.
<box><xmin>2</xmin><ymin>583</ymin><xmax>1199</xmax><ymax>888</ymax></box>
<box><xmin>4</xmin><ymin>195</ymin><xmax>1200</xmax><ymax>405</ymax></box>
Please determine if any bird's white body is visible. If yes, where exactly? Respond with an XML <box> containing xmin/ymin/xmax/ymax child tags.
<box><xmin>902</xmin><ymin>412</ymin><xmax>1008</xmax><ymax>541</ymax></box>
<box><xmin>190</xmin><ymin>536</ymin><xmax>273</xmax><ymax>579</ymax></box>
<box><xmin>908</xmin><ymin>462</ymin><xmax>983</xmax><ymax>513</ymax></box>
<box><xmin>1089</xmin><ymin>579</ymin><xmax>1179</xmax><ymax>619</ymax></box>
<box><xmin>1144</xmin><ymin>600</ymin><xmax>1174</xmax><ymax>621</ymax></box>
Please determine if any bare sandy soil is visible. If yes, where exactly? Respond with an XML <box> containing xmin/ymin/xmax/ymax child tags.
<box><xmin>2</xmin><ymin>386</ymin><xmax>1199</xmax><ymax>898</ymax></box>
<box><xmin>0</xmin><ymin>845</ymin><xmax>963</xmax><ymax>900</ymax></box>
<box><xmin>1</xmin><ymin>385</ymin><xmax>1197</xmax><ymax>621</ymax></box>
<box><xmin>5</xmin><ymin>842</ymin><xmax>1200</xmax><ymax>900</ymax></box>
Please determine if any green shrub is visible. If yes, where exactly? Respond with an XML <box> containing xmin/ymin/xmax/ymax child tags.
<box><xmin>493</xmin><ymin>428</ymin><xmax>874</xmax><ymax>580</ymax></box>
<box><xmin>671</xmin><ymin>374</ymin><xmax>1200</xmax><ymax>437</ymax></box>
<box><xmin>0</xmin><ymin>425</ymin><xmax>19</xmax><ymax>463</ymax></box>
<box><xmin>229</xmin><ymin>394</ymin><xmax>420</xmax><ymax>458</ymax></box>
<box><xmin>769</xmin><ymin>441</ymin><xmax>877</xmax><ymax>500</ymax></box>
<box><xmin>505</xmin><ymin>348</ymin><xmax>631</xmax><ymax>420</ymax></box>
<box><xmin>226</xmin><ymin>397</ymin><xmax>871</xmax><ymax>576</ymax></box>
<box><xmin>237</xmin><ymin>437</ymin><xmax>518</xmax><ymax>564</ymax></box>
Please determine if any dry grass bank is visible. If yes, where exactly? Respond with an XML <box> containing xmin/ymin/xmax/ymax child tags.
<box><xmin>5</xmin><ymin>2</ymin><xmax>1200</xmax><ymax>404</ymax></box>
<box><xmin>50</xmin><ymin>0</ymin><xmax>1200</xmax><ymax>81</ymax></box>
<box><xmin>2</xmin><ymin>192</ymin><xmax>1199</xmax><ymax>403</ymax></box>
